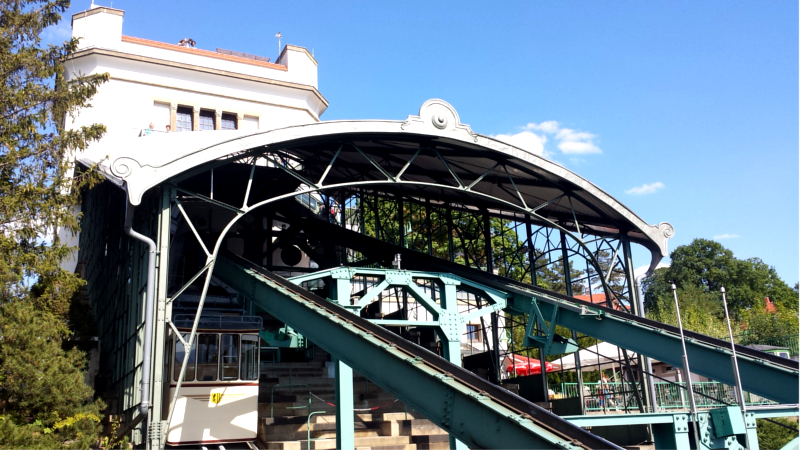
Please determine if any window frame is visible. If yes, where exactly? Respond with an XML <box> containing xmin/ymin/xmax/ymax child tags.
<box><xmin>176</xmin><ymin>106</ymin><xmax>193</xmax><ymax>132</ymax></box>
<box><xmin>219</xmin><ymin>334</ymin><xmax>241</xmax><ymax>381</ymax></box>
<box><xmin>221</xmin><ymin>113</ymin><xmax>237</xmax><ymax>130</ymax></box>
<box><xmin>466</xmin><ymin>324</ymin><xmax>481</xmax><ymax>341</ymax></box>
<box><xmin>199</xmin><ymin>110</ymin><xmax>215</xmax><ymax>131</ymax></box>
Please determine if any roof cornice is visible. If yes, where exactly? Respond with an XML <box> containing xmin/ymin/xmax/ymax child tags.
<box><xmin>67</xmin><ymin>47</ymin><xmax>329</xmax><ymax>108</ymax></box>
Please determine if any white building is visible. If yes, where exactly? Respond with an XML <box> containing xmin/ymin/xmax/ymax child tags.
<box><xmin>62</xmin><ymin>4</ymin><xmax>327</xmax><ymax>273</ymax></box>
<box><xmin>66</xmin><ymin>5</ymin><xmax>326</xmax><ymax>139</ymax></box>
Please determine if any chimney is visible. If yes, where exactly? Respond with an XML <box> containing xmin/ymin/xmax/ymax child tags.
<box><xmin>71</xmin><ymin>6</ymin><xmax>124</xmax><ymax>50</ymax></box>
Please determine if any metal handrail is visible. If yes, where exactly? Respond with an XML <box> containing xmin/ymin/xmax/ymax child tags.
<box><xmin>307</xmin><ymin>410</ymin><xmax>328</xmax><ymax>450</ymax></box>
<box><xmin>556</xmin><ymin>381</ymin><xmax>777</xmax><ymax>411</ymax></box>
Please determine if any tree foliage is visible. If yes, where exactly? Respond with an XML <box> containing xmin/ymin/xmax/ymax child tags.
<box><xmin>0</xmin><ymin>0</ymin><xmax>108</xmax><ymax>447</ymax></box>
<box><xmin>644</xmin><ymin>239</ymin><xmax>798</xmax><ymax>314</ymax></box>
<box><xmin>643</xmin><ymin>239</ymin><xmax>798</xmax><ymax>339</ymax></box>
<box><xmin>756</xmin><ymin>418</ymin><xmax>798</xmax><ymax>450</ymax></box>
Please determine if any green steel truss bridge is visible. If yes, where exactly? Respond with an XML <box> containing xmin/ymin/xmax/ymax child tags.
<box><xmin>75</xmin><ymin>100</ymin><xmax>798</xmax><ymax>449</ymax></box>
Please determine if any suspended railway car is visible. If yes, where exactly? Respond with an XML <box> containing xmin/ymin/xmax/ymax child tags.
<box><xmin>165</xmin><ymin>315</ymin><xmax>261</xmax><ymax>446</ymax></box>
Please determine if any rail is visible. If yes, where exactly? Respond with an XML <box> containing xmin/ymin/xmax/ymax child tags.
<box><xmin>307</xmin><ymin>411</ymin><xmax>328</xmax><ymax>450</ymax></box>
<box><xmin>555</xmin><ymin>381</ymin><xmax>777</xmax><ymax>411</ymax></box>
<box><xmin>216</xmin><ymin>252</ymin><xmax>620</xmax><ymax>450</ymax></box>
<box><xmin>294</xmin><ymin>216</ymin><xmax>799</xmax><ymax>404</ymax></box>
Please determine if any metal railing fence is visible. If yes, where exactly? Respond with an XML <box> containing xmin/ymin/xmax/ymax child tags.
<box><xmin>722</xmin><ymin>333</ymin><xmax>799</xmax><ymax>357</ymax></box>
<box><xmin>554</xmin><ymin>381</ymin><xmax>777</xmax><ymax>411</ymax></box>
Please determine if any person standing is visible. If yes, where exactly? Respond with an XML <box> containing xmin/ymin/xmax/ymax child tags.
<box><xmin>140</xmin><ymin>122</ymin><xmax>155</xmax><ymax>136</ymax></box>
<box><xmin>600</xmin><ymin>373</ymin><xmax>610</xmax><ymax>408</ymax></box>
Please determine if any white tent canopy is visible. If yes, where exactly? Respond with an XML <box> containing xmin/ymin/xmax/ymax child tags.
<box><xmin>551</xmin><ymin>342</ymin><xmax>637</xmax><ymax>372</ymax></box>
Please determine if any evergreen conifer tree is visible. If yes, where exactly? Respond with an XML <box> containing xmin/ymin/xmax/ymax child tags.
<box><xmin>0</xmin><ymin>1</ymin><xmax>108</xmax><ymax>447</ymax></box>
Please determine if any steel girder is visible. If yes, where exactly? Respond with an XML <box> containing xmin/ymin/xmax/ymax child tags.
<box><xmin>507</xmin><ymin>294</ymin><xmax>799</xmax><ymax>405</ymax></box>
<box><xmin>214</xmin><ymin>254</ymin><xmax>619</xmax><ymax>450</ymax></box>
<box><xmin>285</xmin><ymin>216</ymin><xmax>799</xmax><ymax>405</ymax></box>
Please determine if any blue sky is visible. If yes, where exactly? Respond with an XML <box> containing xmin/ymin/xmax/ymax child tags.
<box><xmin>51</xmin><ymin>1</ymin><xmax>799</xmax><ymax>285</ymax></box>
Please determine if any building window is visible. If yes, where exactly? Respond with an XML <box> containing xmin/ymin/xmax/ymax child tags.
<box><xmin>220</xmin><ymin>334</ymin><xmax>240</xmax><ymax>380</ymax></box>
<box><xmin>221</xmin><ymin>113</ymin><xmax>237</xmax><ymax>130</ymax></box>
<box><xmin>176</xmin><ymin>106</ymin><xmax>193</xmax><ymax>132</ymax></box>
<box><xmin>466</xmin><ymin>324</ymin><xmax>481</xmax><ymax>341</ymax></box>
<box><xmin>199</xmin><ymin>110</ymin><xmax>215</xmax><ymax>131</ymax></box>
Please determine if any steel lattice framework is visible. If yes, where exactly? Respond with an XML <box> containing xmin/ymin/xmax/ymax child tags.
<box><xmin>72</xmin><ymin>100</ymin><xmax>797</xmax><ymax>449</ymax></box>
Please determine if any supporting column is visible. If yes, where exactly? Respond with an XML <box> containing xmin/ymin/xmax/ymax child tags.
<box><xmin>214</xmin><ymin>110</ymin><xmax>222</xmax><ymax>130</ymax></box>
<box><xmin>744</xmin><ymin>412</ymin><xmax>759</xmax><ymax>450</ymax></box>
<box><xmin>491</xmin><ymin>312</ymin><xmax>501</xmax><ymax>384</ymax></box>
<box><xmin>425</xmin><ymin>201</ymin><xmax>433</xmax><ymax>256</ymax></box>
<box><xmin>398</xmin><ymin>196</ymin><xmax>404</xmax><ymax>247</ymax></box>
<box><xmin>445</xmin><ymin>205</ymin><xmax>455</xmax><ymax>263</ymax></box>
<box><xmin>439</xmin><ymin>279</ymin><xmax>468</xmax><ymax>450</ymax></box>
<box><xmin>334</xmin><ymin>359</ymin><xmax>354</xmax><ymax>450</ymax></box>
<box><xmin>168</xmin><ymin>103</ymin><xmax>177</xmax><ymax>132</ymax></box>
<box><xmin>148</xmin><ymin>187</ymin><xmax>173</xmax><ymax>450</ymax></box>
<box><xmin>191</xmin><ymin>106</ymin><xmax>200</xmax><ymax>131</ymax></box>
<box><xmin>557</xmin><ymin>230</ymin><xmax>574</xmax><ymax>407</ymax></box>
<box><xmin>623</xmin><ymin>237</ymin><xmax>657</xmax><ymax>417</ymax></box>
<box><xmin>330</xmin><ymin>272</ymin><xmax>355</xmax><ymax>449</ymax></box>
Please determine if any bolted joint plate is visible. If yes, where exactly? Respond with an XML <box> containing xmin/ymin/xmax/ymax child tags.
<box><xmin>438</xmin><ymin>312</ymin><xmax>464</xmax><ymax>340</ymax></box>
<box><xmin>673</xmin><ymin>414</ymin><xmax>690</xmax><ymax>434</ymax></box>
<box><xmin>330</xmin><ymin>267</ymin><xmax>353</xmax><ymax>280</ymax></box>
<box><xmin>385</xmin><ymin>271</ymin><xmax>412</xmax><ymax>285</ymax></box>
<box><xmin>438</xmin><ymin>273</ymin><xmax>461</xmax><ymax>286</ymax></box>
<box><xmin>744</xmin><ymin>412</ymin><xmax>757</xmax><ymax>429</ymax></box>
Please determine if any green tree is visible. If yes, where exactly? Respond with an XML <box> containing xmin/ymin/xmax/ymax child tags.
<box><xmin>0</xmin><ymin>0</ymin><xmax>108</xmax><ymax>446</ymax></box>
<box><xmin>644</xmin><ymin>239</ymin><xmax>798</xmax><ymax>316</ymax></box>
<box><xmin>740</xmin><ymin>305</ymin><xmax>799</xmax><ymax>343</ymax></box>
<box><xmin>756</xmin><ymin>418</ymin><xmax>798</xmax><ymax>450</ymax></box>
<box><xmin>646</xmin><ymin>283</ymin><xmax>730</xmax><ymax>339</ymax></box>
<box><xmin>536</xmin><ymin>258</ymin><xmax>585</xmax><ymax>295</ymax></box>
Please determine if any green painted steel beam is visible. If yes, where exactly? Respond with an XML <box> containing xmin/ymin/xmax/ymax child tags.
<box><xmin>564</xmin><ymin>413</ymin><xmax>677</xmax><ymax>427</ymax></box>
<box><xmin>564</xmin><ymin>406</ymin><xmax>799</xmax><ymax>428</ymax></box>
<box><xmin>215</xmin><ymin>256</ymin><xmax>617</xmax><ymax>450</ymax></box>
<box><xmin>370</xmin><ymin>320</ymin><xmax>438</xmax><ymax>327</ymax></box>
<box><xmin>334</xmin><ymin>359</ymin><xmax>355</xmax><ymax>450</ymax></box>
<box><xmin>509</xmin><ymin>295</ymin><xmax>799</xmax><ymax>405</ymax></box>
<box><xmin>750</xmin><ymin>407</ymin><xmax>800</xmax><ymax>420</ymax></box>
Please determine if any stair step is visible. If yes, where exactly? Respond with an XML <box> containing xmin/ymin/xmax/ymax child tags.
<box><xmin>264</xmin><ymin>436</ymin><xmax>415</xmax><ymax>450</ymax></box>
<box><xmin>311</xmin><ymin>429</ymin><xmax>380</xmax><ymax>439</ymax></box>
<box><xmin>411</xmin><ymin>434</ymin><xmax>450</xmax><ymax>443</ymax></box>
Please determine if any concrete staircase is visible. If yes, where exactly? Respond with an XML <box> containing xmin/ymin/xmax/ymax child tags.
<box><xmin>259</xmin><ymin>412</ymin><xmax>449</xmax><ymax>450</ymax></box>
<box><xmin>257</xmin><ymin>349</ymin><xmax>449</xmax><ymax>450</ymax></box>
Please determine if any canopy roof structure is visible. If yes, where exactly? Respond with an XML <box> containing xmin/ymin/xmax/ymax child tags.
<box><xmin>80</xmin><ymin>99</ymin><xmax>673</xmax><ymax>270</ymax></box>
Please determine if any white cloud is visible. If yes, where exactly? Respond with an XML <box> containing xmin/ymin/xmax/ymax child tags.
<box><xmin>713</xmin><ymin>234</ymin><xmax>740</xmax><ymax>240</ymax></box>
<box><xmin>558</xmin><ymin>140</ymin><xmax>601</xmax><ymax>154</ymax></box>
<box><xmin>625</xmin><ymin>182</ymin><xmax>665</xmax><ymax>195</ymax></box>
<box><xmin>491</xmin><ymin>130</ymin><xmax>548</xmax><ymax>156</ymax></box>
<box><xmin>525</xmin><ymin>120</ymin><xmax>560</xmax><ymax>134</ymax></box>
<box><xmin>494</xmin><ymin>121</ymin><xmax>602</xmax><ymax>158</ymax></box>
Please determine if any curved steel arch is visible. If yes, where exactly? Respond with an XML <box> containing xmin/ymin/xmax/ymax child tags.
<box><xmin>159</xmin><ymin>101</ymin><xmax>676</xmax><ymax>433</ymax></box>
<box><xmin>89</xmin><ymin>99</ymin><xmax>672</xmax><ymax>270</ymax></box>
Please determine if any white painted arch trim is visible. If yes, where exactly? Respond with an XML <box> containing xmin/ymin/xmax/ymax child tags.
<box><xmin>82</xmin><ymin>99</ymin><xmax>673</xmax><ymax>265</ymax></box>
